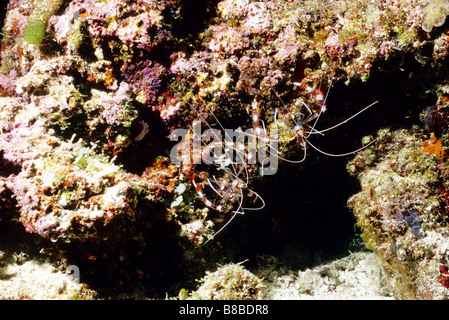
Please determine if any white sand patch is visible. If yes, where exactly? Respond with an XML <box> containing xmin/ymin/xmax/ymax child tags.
<box><xmin>261</xmin><ymin>251</ymin><xmax>394</xmax><ymax>300</ymax></box>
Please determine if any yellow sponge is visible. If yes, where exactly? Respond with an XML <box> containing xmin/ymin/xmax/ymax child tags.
<box><xmin>422</xmin><ymin>0</ymin><xmax>449</xmax><ymax>32</ymax></box>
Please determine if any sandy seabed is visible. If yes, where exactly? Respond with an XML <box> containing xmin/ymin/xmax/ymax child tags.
<box><xmin>0</xmin><ymin>248</ymin><xmax>393</xmax><ymax>300</ymax></box>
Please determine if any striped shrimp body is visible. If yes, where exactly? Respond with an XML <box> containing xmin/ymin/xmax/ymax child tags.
<box><xmin>192</xmin><ymin>167</ymin><xmax>246</xmax><ymax>213</ymax></box>
<box><xmin>190</xmin><ymin>159</ymin><xmax>265</xmax><ymax>244</ymax></box>
<box><xmin>249</xmin><ymin>91</ymin><xmax>325</xmax><ymax>164</ymax></box>
<box><xmin>170</xmin><ymin>84</ymin><xmax>266</xmax><ymax>243</ymax></box>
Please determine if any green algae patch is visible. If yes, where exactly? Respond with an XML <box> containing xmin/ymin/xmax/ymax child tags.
<box><xmin>23</xmin><ymin>17</ymin><xmax>47</xmax><ymax>44</ymax></box>
<box><xmin>23</xmin><ymin>0</ymin><xmax>65</xmax><ymax>44</ymax></box>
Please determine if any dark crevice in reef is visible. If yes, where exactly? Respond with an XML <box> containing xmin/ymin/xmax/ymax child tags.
<box><xmin>0</xmin><ymin>152</ymin><xmax>21</xmax><ymax>232</ymax></box>
<box><xmin>168</xmin><ymin>0</ymin><xmax>220</xmax><ymax>39</ymax></box>
<box><xmin>117</xmin><ymin>107</ymin><xmax>172</xmax><ymax>175</ymax></box>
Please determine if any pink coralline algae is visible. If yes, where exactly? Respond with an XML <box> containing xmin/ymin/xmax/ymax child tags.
<box><xmin>121</xmin><ymin>60</ymin><xmax>168</xmax><ymax>107</ymax></box>
<box><xmin>1</xmin><ymin>119</ymin><xmax>156</xmax><ymax>243</ymax></box>
<box><xmin>86</xmin><ymin>82</ymin><xmax>135</xmax><ymax>127</ymax></box>
<box><xmin>0</xmin><ymin>69</ymin><xmax>18</xmax><ymax>95</ymax></box>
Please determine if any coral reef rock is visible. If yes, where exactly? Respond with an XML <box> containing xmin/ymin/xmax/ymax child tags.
<box><xmin>348</xmin><ymin>123</ymin><xmax>449</xmax><ymax>299</ymax></box>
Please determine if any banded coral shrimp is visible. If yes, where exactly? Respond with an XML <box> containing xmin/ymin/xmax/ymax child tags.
<box><xmin>246</xmin><ymin>81</ymin><xmax>379</xmax><ymax>165</ymax></box>
<box><xmin>168</xmin><ymin>86</ymin><xmax>266</xmax><ymax>244</ymax></box>
<box><xmin>168</xmin><ymin>79</ymin><xmax>377</xmax><ymax>244</ymax></box>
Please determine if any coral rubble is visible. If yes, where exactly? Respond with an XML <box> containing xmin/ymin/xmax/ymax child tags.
<box><xmin>194</xmin><ymin>262</ymin><xmax>264</xmax><ymax>300</ymax></box>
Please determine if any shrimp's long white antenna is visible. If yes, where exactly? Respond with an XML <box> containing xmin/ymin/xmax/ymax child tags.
<box><xmin>169</xmin><ymin>84</ymin><xmax>241</xmax><ymax>175</ymax></box>
<box><xmin>265</xmin><ymin>137</ymin><xmax>308</xmax><ymax>163</ymax></box>
<box><xmin>315</xmin><ymin>101</ymin><xmax>378</xmax><ymax>134</ymax></box>
<box><xmin>323</xmin><ymin>81</ymin><xmax>332</xmax><ymax>104</ymax></box>
<box><xmin>193</xmin><ymin>95</ymin><xmax>249</xmax><ymax>177</ymax></box>
<box><xmin>240</xmin><ymin>125</ymin><xmax>309</xmax><ymax>164</ymax></box>
<box><xmin>204</xmin><ymin>188</ymin><xmax>245</xmax><ymax>245</ymax></box>
<box><xmin>306</xmin><ymin>137</ymin><xmax>377</xmax><ymax>157</ymax></box>
<box><xmin>243</xmin><ymin>189</ymin><xmax>266</xmax><ymax>211</ymax></box>
<box><xmin>207</xmin><ymin>177</ymin><xmax>223</xmax><ymax>197</ymax></box>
